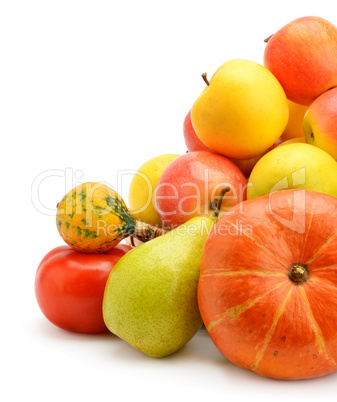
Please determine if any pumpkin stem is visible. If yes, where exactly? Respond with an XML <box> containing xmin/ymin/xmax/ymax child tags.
<box><xmin>131</xmin><ymin>220</ymin><xmax>169</xmax><ymax>243</ymax></box>
<box><xmin>287</xmin><ymin>263</ymin><xmax>309</xmax><ymax>285</ymax></box>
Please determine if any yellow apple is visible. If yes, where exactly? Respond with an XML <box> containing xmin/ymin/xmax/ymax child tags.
<box><xmin>247</xmin><ymin>143</ymin><xmax>337</xmax><ymax>199</ymax></box>
<box><xmin>128</xmin><ymin>154</ymin><xmax>180</xmax><ymax>226</ymax></box>
<box><xmin>280</xmin><ymin>99</ymin><xmax>308</xmax><ymax>141</ymax></box>
<box><xmin>191</xmin><ymin>59</ymin><xmax>289</xmax><ymax>159</ymax></box>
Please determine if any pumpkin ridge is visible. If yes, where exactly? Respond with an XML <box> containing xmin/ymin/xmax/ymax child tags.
<box><xmin>299</xmin><ymin>286</ymin><xmax>332</xmax><ymax>362</ymax></box>
<box><xmin>252</xmin><ymin>286</ymin><xmax>294</xmax><ymax>372</ymax></box>
<box><xmin>306</xmin><ymin>229</ymin><xmax>337</xmax><ymax>265</ymax></box>
<box><xmin>201</xmin><ymin>269</ymin><xmax>285</xmax><ymax>278</ymax></box>
<box><xmin>311</xmin><ymin>277</ymin><xmax>337</xmax><ymax>290</ymax></box>
<box><xmin>310</xmin><ymin>264</ymin><xmax>337</xmax><ymax>273</ymax></box>
<box><xmin>300</xmin><ymin>200</ymin><xmax>315</xmax><ymax>262</ymax></box>
<box><xmin>206</xmin><ymin>279</ymin><xmax>289</xmax><ymax>332</ymax></box>
<box><xmin>222</xmin><ymin>219</ymin><xmax>289</xmax><ymax>269</ymax></box>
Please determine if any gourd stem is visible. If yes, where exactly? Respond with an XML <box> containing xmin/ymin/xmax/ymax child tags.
<box><xmin>130</xmin><ymin>186</ymin><xmax>230</xmax><ymax>243</ymax></box>
<box><xmin>131</xmin><ymin>220</ymin><xmax>169</xmax><ymax>243</ymax></box>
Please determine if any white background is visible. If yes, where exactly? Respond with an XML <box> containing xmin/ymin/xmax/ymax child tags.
<box><xmin>2</xmin><ymin>1</ymin><xmax>337</xmax><ymax>401</ymax></box>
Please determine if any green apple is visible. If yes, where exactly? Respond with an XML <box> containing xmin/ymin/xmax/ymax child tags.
<box><xmin>247</xmin><ymin>143</ymin><xmax>337</xmax><ymax>199</ymax></box>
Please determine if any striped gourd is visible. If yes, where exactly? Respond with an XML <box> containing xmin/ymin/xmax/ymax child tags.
<box><xmin>56</xmin><ymin>182</ymin><xmax>166</xmax><ymax>253</ymax></box>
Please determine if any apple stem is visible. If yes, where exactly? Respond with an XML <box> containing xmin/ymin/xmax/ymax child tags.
<box><xmin>264</xmin><ymin>34</ymin><xmax>273</xmax><ymax>43</ymax></box>
<box><xmin>202</xmin><ymin>72</ymin><xmax>210</xmax><ymax>86</ymax></box>
<box><xmin>212</xmin><ymin>187</ymin><xmax>230</xmax><ymax>221</ymax></box>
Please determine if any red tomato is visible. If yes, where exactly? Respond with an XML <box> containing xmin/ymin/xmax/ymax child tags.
<box><xmin>35</xmin><ymin>243</ymin><xmax>132</xmax><ymax>334</ymax></box>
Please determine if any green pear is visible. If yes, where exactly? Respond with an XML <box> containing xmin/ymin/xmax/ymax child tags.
<box><xmin>102</xmin><ymin>214</ymin><xmax>216</xmax><ymax>358</ymax></box>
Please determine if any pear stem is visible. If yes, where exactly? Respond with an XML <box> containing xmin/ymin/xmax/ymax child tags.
<box><xmin>212</xmin><ymin>187</ymin><xmax>231</xmax><ymax>221</ymax></box>
<box><xmin>131</xmin><ymin>220</ymin><xmax>169</xmax><ymax>243</ymax></box>
<box><xmin>202</xmin><ymin>72</ymin><xmax>210</xmax><ymax>86</ymax></box>
<box><xmin>264</xmin><ymin>34</ymin><xmax>273</xmax><ymax>43</ymax></box>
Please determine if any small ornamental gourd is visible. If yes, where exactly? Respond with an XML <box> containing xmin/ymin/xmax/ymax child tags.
<box><xmin>56</xmin><ymin>182</ymin><xmax>166</xmax><ymax>253</ymax></box>
<box><xmin>198</xmin><ymin>189</ymin><xmax>337</xmax><ymax>380</ymax></box>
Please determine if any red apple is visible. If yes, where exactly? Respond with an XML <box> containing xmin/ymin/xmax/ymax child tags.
<box><xmin>183</xmin><ymin>109</ymin><xmax>211</xmax><ymax>152</ymax></box>
<box><xmin>154</xmin><ymin>150</ymin><xmax>247</xmax><ymax>228</ymax></box>
<box><xmin>264</xmin><ymin>16</ymin><xmax>337</xmax><ymax>105</ymax></box>
<box><xmin>303</xmin><ymin>87</ymin><xmax>337</xmax><ymax>159</ymax></box>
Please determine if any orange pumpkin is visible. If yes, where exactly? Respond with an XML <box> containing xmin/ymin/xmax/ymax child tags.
<box><xmin>198</xmin><ymin>189</ymin><xmax>337</xmax><ymax>380</ymax></box>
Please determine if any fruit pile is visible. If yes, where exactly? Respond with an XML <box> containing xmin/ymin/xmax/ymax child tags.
<box><xmin>35</xmin><ymin>16</ymin><xmax>337</xmax><ymax>381</ymax></box>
